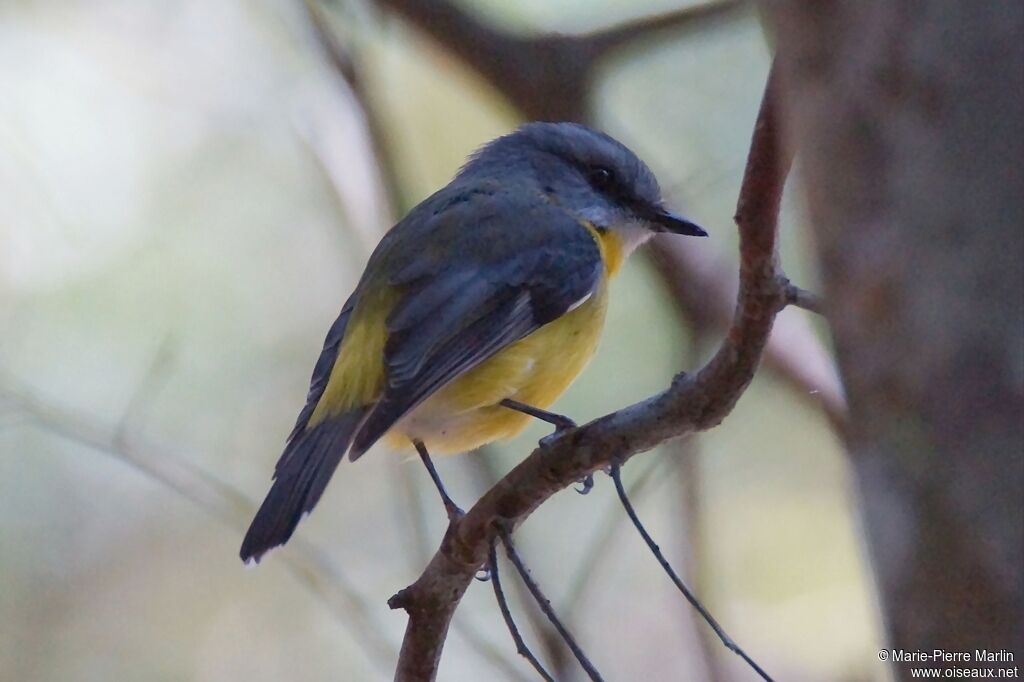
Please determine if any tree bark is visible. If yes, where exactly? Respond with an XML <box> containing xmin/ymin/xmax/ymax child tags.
<box><xmin>769</xmin><ymin>0</ymin><xmax>1024</xmax><ymax>668</ymax></box>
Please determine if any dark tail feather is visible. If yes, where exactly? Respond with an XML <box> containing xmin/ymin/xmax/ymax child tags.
<box><xmin>240</xmin><ymin>408</ymin><xmax>367</xmax><ymax>564</ymax></box>
<box><xmin>349</xmin><ymin>397</ymin><xmax>399</xmax><ymax>461</ymax></box>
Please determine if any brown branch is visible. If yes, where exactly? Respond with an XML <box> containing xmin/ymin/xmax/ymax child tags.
<box><xmin>390</xmin><ymin>63</ymin><xmax>792</xmax><ymax>682</ymax></box>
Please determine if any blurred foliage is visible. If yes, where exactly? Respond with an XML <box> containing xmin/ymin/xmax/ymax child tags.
<box><xmin>1</xmin><ymin>1</ymin><xmax>887</xmax><ymax>680</ymax></box>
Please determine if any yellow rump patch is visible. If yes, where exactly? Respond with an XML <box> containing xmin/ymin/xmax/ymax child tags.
<box><xmin>308</xmin><ymin>287</ymin><xmax>398</xmax><ymax>427</ymax></box>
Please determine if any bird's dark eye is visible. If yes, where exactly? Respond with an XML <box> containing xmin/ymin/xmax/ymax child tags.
<box><xmin>589</xmin><ymin>166</ymin><xmax>614</xmax><ymax>189</ymax></box>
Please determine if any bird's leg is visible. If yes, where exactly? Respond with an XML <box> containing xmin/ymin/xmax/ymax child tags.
<box><xmin>499</xmin><ymin>398</ymin><xmax>593</xmax><ymax>494</ymax></box>
<box><xmin>574</xmin><ymin>473</ymin><xmax>595</xmax><ymax>495</ymax></box>
<box><xmin>499</xmin><ymin>398</ymin><xmax>577</xmax><ymax>432</ymax></box>
<box><xmin>412</xmin><ymin>439</ymin><xmax>464</xmax><ymax>522</ymax></box>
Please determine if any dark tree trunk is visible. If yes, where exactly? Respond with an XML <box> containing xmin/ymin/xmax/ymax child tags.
<box><xmin>769</xmin><ymin>0</ymin><xmax>1024</xmax><ymax>672</ymax></box>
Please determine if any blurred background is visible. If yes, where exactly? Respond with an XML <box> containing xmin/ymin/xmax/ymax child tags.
<box><xmin>0</xmin><ymin>1</ymin><xmax>887</xmax><ymax>680</ymax></box>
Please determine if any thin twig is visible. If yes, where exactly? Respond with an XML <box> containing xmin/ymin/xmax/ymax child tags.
<box><xmin>561</xmin><ymin>452</ymin><xmax>669</xmax><ymax>622</ymax></box>
<box><xmin>498</xmin><ymin>527</ymin><xmax>605</xmax><ymax>682</ymax></box>
<box><xmin>609</xmin><ymin>464</ymin><xmax>773</xmax><ymax>682</ymax></box>
<box><xmin>489</xmin><ymin>542</ymin><xmax>555</xmax><ymax>682</ymax></box>
<box><xmin>784</xmin><ymin>280</ymin><xmax>826</xmax><ymax>315</ymax></box>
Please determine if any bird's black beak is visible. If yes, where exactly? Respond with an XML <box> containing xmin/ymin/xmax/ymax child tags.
<box><xmin>647</xmin><ymin>207</ymin><xmax>707</xmax><ymax>237</ymax></box>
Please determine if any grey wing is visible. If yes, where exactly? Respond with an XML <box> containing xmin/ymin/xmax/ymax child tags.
<box><xmin>348</xmin><ymin>198</ymin><xmax>602</xmax><ymax>458</ymax></box>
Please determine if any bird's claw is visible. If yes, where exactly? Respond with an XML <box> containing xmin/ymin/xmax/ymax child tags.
<box><xmin>574</xmin><ymin>473</ymin><xmax>595</xmax><ymax>495</ymax></box>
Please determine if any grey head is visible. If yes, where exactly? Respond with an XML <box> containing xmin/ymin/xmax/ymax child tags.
<box><xmin>457</xmin><ymin>122</ymin><xmax>706</xmax><ymax>244</ymax></box>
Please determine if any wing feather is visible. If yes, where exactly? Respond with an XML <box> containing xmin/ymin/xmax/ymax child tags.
<box><xmin>348</xmin><ymin>191</ymin><xmax>602</xmax><ymax>458</ymax></box>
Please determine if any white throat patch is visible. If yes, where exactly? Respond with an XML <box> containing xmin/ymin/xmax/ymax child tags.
<box><xmin>612</xmin><ymin>221</ymin><xmax>655</xmax><ymax>256</ymax></box>
<box><xmin>578</xmin><ymin>207</ymin><xmax>654</xmax><ymax>257</ymax></box>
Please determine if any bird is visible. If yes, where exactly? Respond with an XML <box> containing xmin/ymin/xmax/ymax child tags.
<box><xmin>240</xmin><ymin>122</ymin><xmax>706</xmax><ymax>564</ymax></box>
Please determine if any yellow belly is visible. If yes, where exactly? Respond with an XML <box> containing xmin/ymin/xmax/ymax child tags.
<box><xmin>386</xmin><ymin>279</ymin><xmax>609</xmax><ymax>454</ymax></box>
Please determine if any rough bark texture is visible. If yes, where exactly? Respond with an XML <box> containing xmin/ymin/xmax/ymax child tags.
<box><xmin>769</xmin><ymin>0</ymin><xmax>1024</xmax><ymax>665</ymax></box>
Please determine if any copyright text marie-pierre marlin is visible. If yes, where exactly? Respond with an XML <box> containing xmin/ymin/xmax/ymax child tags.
<box><xmin>879</xmin><ymin>650</ymin><xmax>1015</xmax><ymax>664</ymax></box>
<box><xmin>878</xmin><ymin>649</ymin><xmax>1018</xmax><ymax>679</ymax></box>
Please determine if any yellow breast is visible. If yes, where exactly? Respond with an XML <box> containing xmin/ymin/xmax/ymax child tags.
<box><xmin>390</xmin><ymin>222</ymin><xmax>625</xmax><ymax>454</ymax></box>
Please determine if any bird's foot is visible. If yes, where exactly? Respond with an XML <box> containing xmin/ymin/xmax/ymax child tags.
<box><xmin>574</xmin><ymin>473</ymin><xmax>595</xmax><ymax>495</ymax></box>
